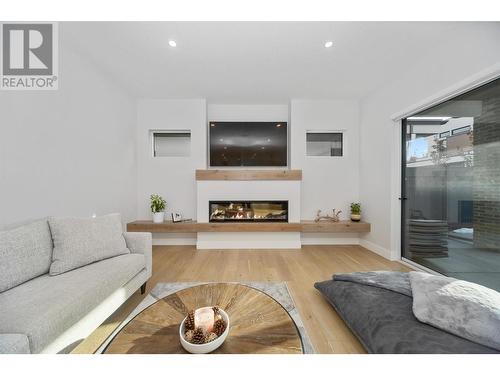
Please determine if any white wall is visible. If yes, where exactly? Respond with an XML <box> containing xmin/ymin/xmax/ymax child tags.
<box><xmin>207</xmin><ymin>104</ymin><xmax>288</xmax><ymax>122</ymax></box>
<box><xmin>359</xmin><ymin>23</ymin><xmax>500</xmax><ymax>259</ymax></box>
<box><xmin>290</xmin><ymin>100</ymin><xmax>360</xmax><ymax>220</ymax></box>
<box><xmin>136</xmin><ymin>99</ymin><xmax>207</xmax><ymax>222</ymax></box>
<box><xmin>0</xmin><ymin>45</ymin><xmax>137</xmax><ymax>227</ymax></box>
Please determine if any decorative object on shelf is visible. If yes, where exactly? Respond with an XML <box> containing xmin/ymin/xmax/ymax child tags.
<box><xmin>172</xmin><ymin>212</ymin><xmax>183</xmax><ymax>222</ymax></box>
<box><xmin>171</xmin><ymin>213</ymin><xmax>193</xmax><ymax>223</ymax></box>
<box><xmin>350</xmin><ymin>203</ymin><xmax>361</xmax><ymax>222</ymax></box>
<box><xmin>179</xmin><ymin>306</ymin><xmax>230</xmax><ymax>354</ymax></box>
<box><xmin>314</xmin><ymin>209</ymin><xmax>342</xmax><ymax>222</ymax></box>
<box><xmin>150</xmin><ymin>194</ymin><xmax>166</xmax><ymax>223</ymax></box>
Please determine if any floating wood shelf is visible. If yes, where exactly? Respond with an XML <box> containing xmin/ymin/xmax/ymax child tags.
<box><xmin>127</xmin><ymin>220</ymin><xmax>370</xmax><ymax>233</ymax></box>
<box><xmin>195</xmin><ymin>169</ymin><xmax>302</xmax><ymax>181</ymax></box>
<box><xmin>300</xmin><ymin>220</ymin><xmax>371</xmax><ymax>233</ymax></box>
<box><xmin>127</xmin><ymin>221</ymin><xmax>199</xmax><ymax>233</ymax></box>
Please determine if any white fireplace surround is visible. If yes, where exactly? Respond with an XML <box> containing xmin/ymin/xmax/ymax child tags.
<box><xmin>196</xmin><ymin>180</ymin><xmax>301</xmax><ymax>249</ymax></box>
<box><xmin>197</xmin><ymin>180</ymin><xmax>300</xmax><ymax>223</ymax></box>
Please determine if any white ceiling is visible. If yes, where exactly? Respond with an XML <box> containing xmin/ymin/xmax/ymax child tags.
<box><xmin>62</xmin><ymin>22</ymin><xmax>472</xmax><ymax>102</ymax></box>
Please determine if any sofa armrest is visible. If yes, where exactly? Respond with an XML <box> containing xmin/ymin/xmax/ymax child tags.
<box><xmin>123</xmin><ymin>232</ymin><xmax>152</xmax><ymax>279</ymax></box>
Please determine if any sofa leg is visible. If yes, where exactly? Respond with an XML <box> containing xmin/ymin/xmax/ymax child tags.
<box><xmin>140</xmin><ymin>282</ymin><xmax>147</xmax><ymax>295</ymax></box>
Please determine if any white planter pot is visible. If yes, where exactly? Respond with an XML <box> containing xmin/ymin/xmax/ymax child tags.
<box><xmin>350</xmin><ymin>213</ymin><xmax>361</xmax><ymax>222</ymax></box>
<box><xmin>153</xmin><ymin>212</ymin><xmax>165</xmax><ymax>223</ymax></box>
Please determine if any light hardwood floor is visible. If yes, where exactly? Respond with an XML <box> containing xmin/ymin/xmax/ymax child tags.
<box><xmin>72</xmin><ymin>245</ymin><xmax>410</xmax><ymax>354</ymax></box>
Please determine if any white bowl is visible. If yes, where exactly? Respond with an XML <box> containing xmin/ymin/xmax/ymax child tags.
<box><xmin>179</xmin><ymin>308</ymin><xmax>230</xmax><ymax>354</ymax></box>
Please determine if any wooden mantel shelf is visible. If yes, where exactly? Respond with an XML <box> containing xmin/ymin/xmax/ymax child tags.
<box><xmin>300</xmin><ymin>220</ymin><xmax>370</xmax><ymax>233</ymax></box>
<box><xmin>127</xmin><ymin>220</ymin><xmax>370</xmax><ymax>233</ymax></box>
<box><xmin>195</xmin><ymin>169</ymin><xmax>302</xmax><ymax>181</ymax></box>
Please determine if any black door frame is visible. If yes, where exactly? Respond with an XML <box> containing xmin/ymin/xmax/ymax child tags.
<box><xmin>400</xmin><ymin>118</ymin><xmax>407</xmax><ymax>260</ymax></box>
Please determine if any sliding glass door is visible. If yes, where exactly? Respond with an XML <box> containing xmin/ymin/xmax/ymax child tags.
<box><xmin>401</xmin><ymin>78</ymin><xmax>500</xmax><ymax>291</ymax></box>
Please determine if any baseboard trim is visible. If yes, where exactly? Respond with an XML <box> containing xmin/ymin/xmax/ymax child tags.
<box><xmin>399</xmin><ymin>258</ymin><xmax>440</xmax><ymax>275</ymax></box>
<box><xmin>196</xmin><ymin>241</ymin><xmax>302</xmax><ymax>250</ymax></box>
<box><xmin>359</xmin><ymin>239</ymin><xmax>392</xmax><ymax>260</ymax></box>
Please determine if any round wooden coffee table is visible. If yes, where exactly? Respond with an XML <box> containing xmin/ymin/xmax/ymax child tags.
<box><xmin>103</xmin><ymin>283</ymin><xmax>303</xmax><ymax>354</ymax></box>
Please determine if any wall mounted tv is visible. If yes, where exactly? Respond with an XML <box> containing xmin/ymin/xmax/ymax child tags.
<box><xmin>209</xmin><ymin>122</ymin><xmax>288</xmax><ymax>167</ymax></box>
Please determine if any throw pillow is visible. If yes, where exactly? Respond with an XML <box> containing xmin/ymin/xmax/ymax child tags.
<box><xmin>0</xmin><ymin>219</ymin><xmax>53</xmax><ymax>292</ymax></box>
<box><xmin>49</xmin><ymin>213</ymin><xmax>129</xmax><ymax>275</ymax></box>
<box><xmin>410</xmin><ymin>271</ymin><xmax>500</xmax><ymax>351</ymax></box>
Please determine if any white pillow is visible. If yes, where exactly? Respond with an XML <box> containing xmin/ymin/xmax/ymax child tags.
<box><xmin>410</xmin><ymin>271</ymin><xmax>500</xmax><ymax>350</ymax></box>
<box><xmin>49</xmin><ymin>213</ymin><xmax>129</xmax><ymax>275</ymax></box>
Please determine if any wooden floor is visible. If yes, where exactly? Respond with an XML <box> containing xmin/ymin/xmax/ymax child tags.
<box><xmin>72</xmin><ymin>245</ymin><xmax>410</xmax><ymax>354</ymax></box>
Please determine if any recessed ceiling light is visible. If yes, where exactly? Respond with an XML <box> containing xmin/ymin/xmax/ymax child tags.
<box><xmin>324</xmin><ymin>41</ymin><xmax>333</xmax><ymax>48</ymax></box>
<box><xmin>168</xmin><ymin>40</ymin><xmax>177</xmax><ymax>47</ymax></box>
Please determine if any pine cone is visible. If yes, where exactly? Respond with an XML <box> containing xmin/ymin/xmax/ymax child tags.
<box><xmin>184</xmin><ymin>330</ymin><xmax>195</xmax><ymax>342</ymax></box>
<box><xmin>204</xmin><ymin>332</ymin><xmax>218</xmax><ymax>343</ymax></box>
<box><xmin>191</xmin><ymin>328</ymin><xmax>205</xmax><ymax>344</ymax></box>
<box><xmin>213</xmin><ymin>319</ymin><xmax>226</xmax><ymax>336</ymax></box>
<box><xmin>185</xmin><ymin>310</ymin><xmax>195</xmax><ymax>331</ymax></box>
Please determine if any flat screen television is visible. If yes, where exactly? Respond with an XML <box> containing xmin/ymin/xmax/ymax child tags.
<box><xmin>209</xmin><ymin>122</ymin><xmax>288</xmax><ymax>167</ymax></box>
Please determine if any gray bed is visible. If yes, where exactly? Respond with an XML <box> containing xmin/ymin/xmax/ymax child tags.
<box><xmin>314</xmin><ymin>278</ymin><xmax>499</xmax><ymax>354</ymax></box>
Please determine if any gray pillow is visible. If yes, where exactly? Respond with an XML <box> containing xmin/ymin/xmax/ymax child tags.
<box><xmin>410</xmin><ymin>271</ymin><xmax>500</xmax><ymax>351</ymax></box>
<box><xmin>0</xmin><ymin>220</ymin><xmax>53</xmax><ymax>292</ymax></box>
<box><xmin>49</xmin><ymin>213</ymin><xmax>129</xmax><ymax>275</ymax></box>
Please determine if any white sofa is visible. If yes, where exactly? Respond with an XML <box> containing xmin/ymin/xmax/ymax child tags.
<box><xmin>0</xmin><ymin>215</ymin><xmax>152</xmax><ymax>354</ymax></box>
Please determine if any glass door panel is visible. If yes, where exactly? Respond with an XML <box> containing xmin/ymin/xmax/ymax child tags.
<box><xmin>402</xmin><ymin>78</ymin><xmax>500</xmax><ymax>291</ymax></box>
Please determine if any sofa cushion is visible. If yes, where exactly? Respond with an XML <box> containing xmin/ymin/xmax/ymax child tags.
<box><xmin>0</xmin><ymin>253</ymin><xmax>145</xmax><ymax>353</ymax></box>
<box><xmin>0</xmin><ymin>220</ymin><xmax>53</xmax><ymax>292</ymax></box>
<box><xmin>49</xmin><ymin>213</ymin><xmax>129</xmax><ymax>275</ymax></box>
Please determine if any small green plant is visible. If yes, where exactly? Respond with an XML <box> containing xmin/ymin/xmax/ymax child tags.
<box><xmin>150</xmin><ymin>194</ymin><xmax>166</xmax><ymax>213</ymax></box>
<box><xmin>350</xmin><ymin>203</ymin><xmax>361</xmax><ymax>215</ymax></box>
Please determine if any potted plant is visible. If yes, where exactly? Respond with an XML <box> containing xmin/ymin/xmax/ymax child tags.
<box><xmin>151</xmin><ymin>194</ymin><xmax>167</xmax><ymax>223</ymax></box>
<box><xmin>350</xmin><ymin>203</ymin><xmax>361</xmax><ymax>222</ymax></box>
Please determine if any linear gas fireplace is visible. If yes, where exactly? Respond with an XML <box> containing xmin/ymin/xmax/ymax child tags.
<box><xmin>209</xmin><ymin>200</ymin><xmax>288</xmax><ymax>222</ymax></box>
